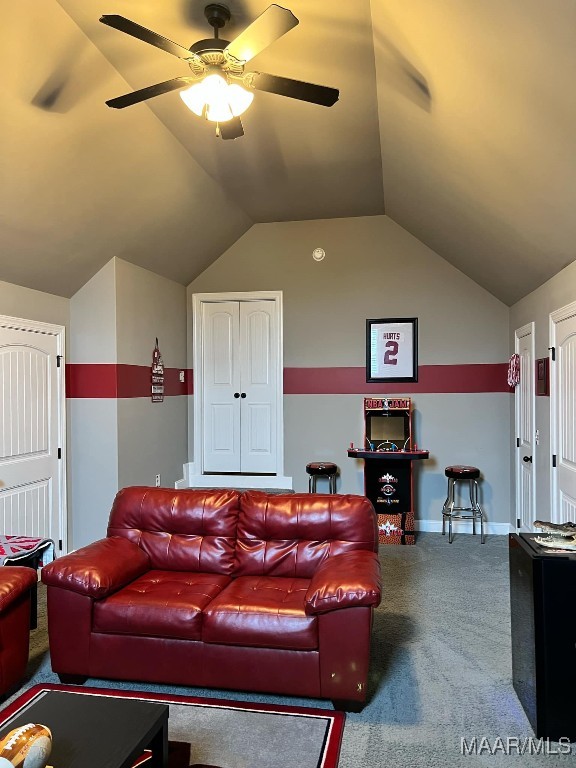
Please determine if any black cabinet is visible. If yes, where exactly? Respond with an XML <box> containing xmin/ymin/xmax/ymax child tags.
<box><xmin>509</xmin><ymin>533</ymin><xmax>576</xmax><ymax>741</ymax></box>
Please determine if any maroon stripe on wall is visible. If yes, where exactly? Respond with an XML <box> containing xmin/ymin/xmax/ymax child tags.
<box><xmin>66</xmin><ymin>365</ymin><xmax>192</xmax><ymax>398</ymax></box>
<box><xmin>283</xmin><ymin>364</ymin><xmax>512</xmax><ymax>394</ymax></box>
<box><xmin>66</xmin><ymin>364</ymin><xmax>118</xmax><ymax>398</ymax></box>
<box><xmin>66</xmin><ymin>363</ymin><xmax>509</xmax><ymax>397</ymax></box>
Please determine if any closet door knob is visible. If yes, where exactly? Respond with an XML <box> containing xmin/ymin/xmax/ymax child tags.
<box><xmin>234</xmin><ymin>392</ymin><xmax>240</xmax><ymax>398</ymax></box>
<box><xmin>241</xmin><ymin>393</ymin><xmax>247</xmax><ymax>398</ymax></box>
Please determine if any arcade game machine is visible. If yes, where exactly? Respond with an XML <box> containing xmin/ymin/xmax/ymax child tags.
<box><xmin>348</xmin><ymin>397</ymin><xmax>429</xmax><ymax>544</ymax></box>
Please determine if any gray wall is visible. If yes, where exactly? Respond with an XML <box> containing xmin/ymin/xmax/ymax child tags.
<box><xmin>69</xmin><ymin>259</ymin><xmax>119</xmax><ymax>546</ymax></box>
<box><xmin>69</xmin><ymin>258</ymin><xmax>188</xmax><ymax>548</ymax></box>
<box><xmin>187</xmin><ymin>215</ymin><xmax>512</xmax><ymax>527</ymax></box>
<box><xmin>115</xmin><ymin>259</ymin><xmax>188</xmax><ymax>491</ymax></box>
<box><xmin>0</xmin><ymin>279</ymin><xmax>69</xmax><ymax>330</ymax></box>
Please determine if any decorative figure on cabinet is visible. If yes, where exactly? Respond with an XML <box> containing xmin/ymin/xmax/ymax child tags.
<box><xmin>534</xmin><ymin>520</ymin><xmax>576</xmax><ymax>551</ymax></box>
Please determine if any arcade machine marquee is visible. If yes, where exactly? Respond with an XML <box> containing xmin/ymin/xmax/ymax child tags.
<box><xmin>348</xmin><ymin>397</ymin><xmax>429</xmax><ymax>544</ymax></box>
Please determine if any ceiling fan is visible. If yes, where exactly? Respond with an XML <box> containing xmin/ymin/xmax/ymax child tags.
<box><xmin>100</xmin><ymin>4</ymin><xmax>339</xmax><ymax>140</ymax></box>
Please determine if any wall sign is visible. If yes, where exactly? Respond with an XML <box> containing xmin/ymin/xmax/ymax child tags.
<box><xmin>535</xmin><ymin>357</ymin><xmax>549</xmax><ymax>396</ymax></box>
<box><xmin>366</xmin><ymin>318</ymin><xmax>418</xmax><ymax>383</ymax></box>
<box><xmin>151</xmin><ymin>338</ymin><xmax>164</xmax><ymax>402</ymax></box>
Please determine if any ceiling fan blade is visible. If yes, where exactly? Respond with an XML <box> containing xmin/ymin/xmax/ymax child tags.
<box><xmin>219</xmin><ymin>117</ymin><xmax>244</xmax><ymax>140</ymax></box>
<box><xmin>225</xmin><ymin>5</ymin><xmax>298</xmax><ymax>63</ymax></box>
<box><xmin>100</xmin><ymin>15</ymin><xmax>194</xmax><ymax>60</ymax></box>
<box><xmin>249</xmin><ymin>73</ymin><xmax>339</xmax><ymax>107</ymax></box>
<box><xmin>105</xmin><ymin>77</ymin><xmax>196</xmax><ymax>109</ymax></box>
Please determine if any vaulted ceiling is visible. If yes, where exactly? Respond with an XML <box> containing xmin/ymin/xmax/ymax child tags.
<box><xmin>3</xmin><ymin>1</ymin><xmax>575</xmax><ymax>304</ymax></box>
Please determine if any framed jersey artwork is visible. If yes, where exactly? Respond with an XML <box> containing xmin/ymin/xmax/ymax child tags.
<box><xmin>366</xmin><ymin>317</ymin><xmax>418</xmax><ymax>383</ymax></box>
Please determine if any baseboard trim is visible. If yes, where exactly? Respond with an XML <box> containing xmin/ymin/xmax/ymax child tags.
<box><xmin>178</xmin><ymin>464</ymin><xmax>293</xmax><ymax>490</ymax></box>
<box><xmin>416</xmin><ymin>519</ymin><xmax>514</xmax><ymax>535</ymax></box>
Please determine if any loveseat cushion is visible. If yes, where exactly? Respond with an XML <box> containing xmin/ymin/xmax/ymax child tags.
<box><xmin>235</xmin><ymin>492</ymin><xmax>378</xmax><ymax>578</ymax></box>
<box><xmin>202</xmin><ymin>575</ymin><xmax>318</xmax><ymax>651</ymax></box>
<box><xmin>93</xmin><ymin>570</ymin><xmax>232</xmax><ymax>641</ymax></box>
<box><xmin>107</xmin><ymin>487</ymin><xmax>241</xmax><ymax>575</ymax></box>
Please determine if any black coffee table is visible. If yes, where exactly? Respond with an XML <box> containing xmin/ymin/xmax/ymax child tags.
<box><xmin>0</xmin><ymin>689</ymin><xmax>168</xmax><ymax>767</ymax></box>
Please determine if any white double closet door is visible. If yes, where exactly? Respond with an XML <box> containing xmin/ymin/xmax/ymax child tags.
<box><xmin>202</xmin><ymin>299</ymin><xmax>278</xmax><ymax>474</ymax></box>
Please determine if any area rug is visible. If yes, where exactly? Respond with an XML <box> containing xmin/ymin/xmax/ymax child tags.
<box><xmin>0</xmin><ymin>684</ymin><xmax>344</xmax><ymax>768</ymax></box>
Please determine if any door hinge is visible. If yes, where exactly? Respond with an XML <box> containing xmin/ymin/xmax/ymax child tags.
<box><xmin>56</xmin><ymin>355</ymin><xmax>62</xmax><ymax>368</ymax></box>
<box><xmin>58</xmin><ymin>539</ymin><xmax>63</xmax><ymax>551</ymax></box>
<box><xmin>552</xmin><ymin>454</ymin><xmax>557</xmax><ymax>467</ymax></box>
<box><xmin>516</xmin><ymin>437</ymin><xmax>520</xmax><ymax>448</ymax></box>
<box><xmin>516</xmin><ymin>518</ymin><xmax>521</xmax><ymax>529</ymax></box>
<box><xmin>548</xmin><ymin>346</ymin><xmax>555</xmax><ymax>361</ymax></box>
<box><xmin>57</xmin><ymin>447</ymin><xmax>62</xmax><ymax>459</ymax></box>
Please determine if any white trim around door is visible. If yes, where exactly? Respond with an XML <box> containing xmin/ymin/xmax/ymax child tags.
<box><xmin>0</xmin><ymin>314</ymin><xmax>67</xmax><ymax>553</ymax></box>
<box><xmin>514</xmin><ymin>322</ymin><xmax>536</xmax><ymax>532</ymax></box>
<box><xmin>187</xmin><ymin>291</ymin><xmax>292</xmax><ymax>490</ymax></box>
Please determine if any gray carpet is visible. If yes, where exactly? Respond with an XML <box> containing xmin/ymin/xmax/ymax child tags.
<box><xmin>13</xmin><ymin>533</ymin><xmax>575</xmax><ymax>766</ymax></box>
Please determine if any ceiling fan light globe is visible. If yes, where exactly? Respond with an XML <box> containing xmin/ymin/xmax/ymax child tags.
<box><xmin>206</xmin><ymin>101</ymin><xmax>234</xmax><ymax>122</ymax></box>
<box><xmin>180</xmin><ymin>82</ymin><xmax>206</xmax><ymax>116</ymax></box>
<box><xmin>202</xmin><ymin>73</ymin><xmax>228</xmax><ymax>99</ymax></box>
<box><xmin>227</xmin><ymin>84</ymin><xmax>254</xmax><ymax>117</ymax></box>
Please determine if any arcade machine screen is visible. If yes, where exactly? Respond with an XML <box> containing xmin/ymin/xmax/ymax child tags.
<box><xmin>366</xmin><ymin>414</ymin><xmax>409</xmax><ymax>451</ymax></box>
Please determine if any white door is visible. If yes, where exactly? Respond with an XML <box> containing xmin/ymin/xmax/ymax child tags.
<box><xmin>202</xmin><ymin>301</ymin><xmax>241</xmax><ymax>473</ymax></box>
<box><xmin>201</xmin><ymin>299</ymin><xmax>278</xmax><ymax>474</ymax></box>
<box><xmin>550</xmin><ymin>302</ymin><xmax>576</xmax><ymax>523</ymax></box>
<box><xmin>0</xmin><ymin>318</ymin><xmax>66</xmax><ymax>549</ymax></box>
<box><xmin>239</xmin><ymin>301</ymin><xmax>277</xmax><ymax>474</ymax></box>
<box><xmin>514</xmin><ymin>323</ymin><xmax>536</xmax><ymax>531</ymax></box>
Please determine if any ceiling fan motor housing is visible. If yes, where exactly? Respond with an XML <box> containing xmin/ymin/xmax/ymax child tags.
<box><xmin>189</xmin><ymin>4</ymin><xmax>232</xmax><ymax>61</ymax></box>
<box><xmin>204</xmin><ymin>4</ymin><xmax>231</xmax><ymax>30</ymax></box>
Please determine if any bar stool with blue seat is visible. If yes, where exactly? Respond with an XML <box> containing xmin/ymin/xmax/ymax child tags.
<box><xmin>442</xmin><ymin>465</ymin><xmax>485</xmax><ymax>543</ymax></box>
<box><xmin>306</xmin><ymin>462</ymin><xmax>338</xmax><ymax>493</ymax></box>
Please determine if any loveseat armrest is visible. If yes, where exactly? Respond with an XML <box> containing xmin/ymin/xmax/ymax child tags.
<box><xmin>305</xmin><ymin>550</ymin><xmax>381</xmax><ymax>615</ymax></box>
<box><xmin>0</xmin><ymin>567</ymin><xmax>37</xmax><ymax>612</ymax></box>
<box><xmin>42</xmin><ymin>537</ymin><xmax>150</xmax><ymax>599</ymax></box>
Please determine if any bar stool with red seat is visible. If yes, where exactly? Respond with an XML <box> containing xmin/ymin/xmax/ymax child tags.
<box><xmin>306</xmin><ymin>462</ymin><xmax>338</xmax><ymax>493</ymax></box>
<box><xmin>442</xmin><ymin>465</ymin><xmax>485</xmax><ymax>543</ymax></box>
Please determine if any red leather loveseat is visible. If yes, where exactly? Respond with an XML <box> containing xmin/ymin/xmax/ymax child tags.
<box><xmin>42</xmin><ymin>487</ymin><xmax>381</xmax><ymax>709</ymax></box>
<box><xmin>0</xmin><ymin>566</ymin><xmax>37</xmax><ymax>697</ymax></box>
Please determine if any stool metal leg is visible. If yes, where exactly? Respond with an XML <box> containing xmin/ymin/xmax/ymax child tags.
<box><xmin>442</xmin><ymin>478</ymin><xmax>456</xmax><ymax>542</ymax></box>
<box><xmin>329</xmin><ymin>474</ymin><xmax>336</xmax><ymax>493</ymax></box>
<box><xmin>470</xmin><ymin>480</ymin><xmax>477</xmax><ymax>535</ymax></box>
<box><xmin>448</xmin><ymin>484</ymin><xmax>455</xmax><ymax>543</ymax></box>
<box><xmin>473</xmin><ymin>479</ymin><xmax>485</xmax><ymax>544</ymax></box>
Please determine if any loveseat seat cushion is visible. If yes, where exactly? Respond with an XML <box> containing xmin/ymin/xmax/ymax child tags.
<box><xmin>107</xmin><ymin>487</ymin><xmax>241</xmax><ymax>575</ymax></box>
<box><xmin>203</xmin><ymin>575</ymin><xmax>318</xmax><ymax>651</ymax></box>
<box><xmin>93</xmin><ymin>570</ymin><xmax>232</xmax><ymax>641</ymax></box>
<box><xmin>235</xmin><ymin>491</ymin><xmax>378</xmax><ymax>578</ymax></box>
